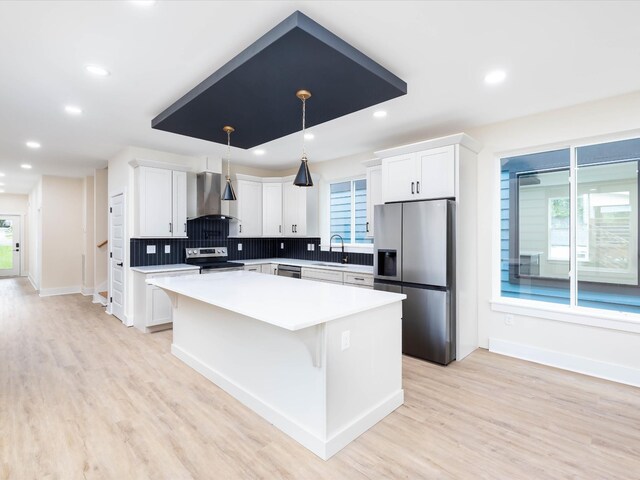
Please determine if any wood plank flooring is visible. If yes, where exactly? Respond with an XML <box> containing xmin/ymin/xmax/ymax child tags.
<box><xmin>1</xmin><ymin>277</ymin><xmax>639</xmax><ymax>479</ymax></box>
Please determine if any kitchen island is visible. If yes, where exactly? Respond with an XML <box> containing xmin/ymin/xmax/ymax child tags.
<box><xmin>147</xmin><ymin>271</ymin><xmax>405</xmax><ymax>460</ymax></box>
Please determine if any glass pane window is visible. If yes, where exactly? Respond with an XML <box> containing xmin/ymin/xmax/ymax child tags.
<box><xmin>330</xmin><ymin>179</ymin><xmax>372</xmax><ymax>245</ymax></box>
<box><xmin>0</xmin><ymin>218</ymin><xmax>14</xmax><ymax>270</ymax></box>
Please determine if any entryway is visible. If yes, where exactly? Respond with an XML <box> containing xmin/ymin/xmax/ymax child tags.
<box><xmin>0</xmin><ymin>215</ymin><xmax>21</xmax><ymax>277</ymax></box>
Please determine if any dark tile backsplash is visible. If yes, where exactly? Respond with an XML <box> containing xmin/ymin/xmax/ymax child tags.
<box><xmin>130</xmin><ymin>217</ymin><xmax>373</xmax><ymax>267</ymax></box>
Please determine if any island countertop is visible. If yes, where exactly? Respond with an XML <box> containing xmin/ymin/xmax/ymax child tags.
<box><xmin>147</xmin><ymin>270</ymin><xmax>405</xmax><ymax>331</ymax></box>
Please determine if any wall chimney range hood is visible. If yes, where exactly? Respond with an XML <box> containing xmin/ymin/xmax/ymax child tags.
<box><xmin>192</xmin><ymin>171</ymin><xmax>235</xmax><ymax>220</ymax></box>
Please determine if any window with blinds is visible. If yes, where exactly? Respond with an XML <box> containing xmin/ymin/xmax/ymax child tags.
<box><xmin>330</xmin><ymin>179</ymin><xmax>372</xmax><ymax>244</ymax></box>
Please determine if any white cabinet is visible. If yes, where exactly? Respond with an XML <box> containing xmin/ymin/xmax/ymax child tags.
<box><xmin>365</xmin><ymin>165</ymin><xmax>382</xmax><ymax>238</ymax></box>
<box><xmin>381</xmin><ymin>145</ymin><xmax>455</xmax><ymax>203</ymax></box>
<box><xmin>134</xmin><ymin>165</ymin><xmax>188</xmax><ymax>238</ymax></box>
<box><xmin>261</xmin><ymin>263</ymin><xmax>278</xmax><ymax>275</ymax></box>
<box><xmin>343</xmin><ymin>272</ymin><xmax>374</xmax><ymax>288</ymax></box>
<box><xmin>301</xmin><ymin>267</ymin><xmax>344</xmax><ymax>284</ymax></box>
<box><xmin>133</xmin><ymin>269</ymin><xmax>198</xmax><ymax>332</ymax></box>
<box><xmin>230</xmin><ymin>180</ymin><xmax>263</xmax><ymax>237</ymax></box>
<box><xmin>282</xmin><ymin>178</ymin><xmax>318</xmax><ymax>236</ymax></box>
<box><xmin>262</xmin><ymin>182</ymin><xmax>283</xmax><ymax>236</ymax></box>
<box><xmin>244</xmin><ymin>265</ymin><xmax>261</xmax><ymax>272</ymax></box>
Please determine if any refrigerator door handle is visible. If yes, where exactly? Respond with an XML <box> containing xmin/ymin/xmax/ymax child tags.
<box><xmin>411</xmin><ymin>181</ymin><xmax>415</xmax><ymax>195</ymax></box>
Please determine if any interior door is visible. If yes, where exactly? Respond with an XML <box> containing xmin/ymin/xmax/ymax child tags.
<box><xmin>110</xmin><ymin>193</ymin><xmax>126</xmax><ymax>322</ymax></box>
<box><xmin>0</xmin><ymin>215</ymin><xmax>20</xmax><ymax>277</ymax></box>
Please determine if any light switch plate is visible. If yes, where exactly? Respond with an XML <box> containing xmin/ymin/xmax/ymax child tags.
<box><xmin>165</xmin><ymin>245</ymin><xmax>171</xmax><ymax>254</ymax></box>
<box><xmin>341</xmin><ymin>330</ymin><xmax>351</xmax><ymax>351</ymax></box>
<box><xmin>146</xmin><ymin>245</ymin><xmax>156</xmax><ymax>254</ymax></box>
<box><xmin>238</xmin><ymin>243</ymin><xmax>243</xmax><ymax>251</ymax></box>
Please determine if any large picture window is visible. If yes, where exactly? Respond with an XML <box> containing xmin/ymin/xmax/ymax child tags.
<box><xmin>501</xmin><ymin>137</ymin><xmax>640</xmax><ymax>313</ymax></box>
<box><xmin>329</xmin><ymin>179</ymin><xmax>372</xmax><ymax>244</ymax></box>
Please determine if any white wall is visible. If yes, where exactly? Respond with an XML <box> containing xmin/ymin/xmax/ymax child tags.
<box><xmin>82</xmin><ymin>176</ymin><xmax>95</xmax><ymax>293</ymax></box>
<box><xmin>0</xmin><ymin>193</ymin><xmax>29</xmax><ymax>276</ymax></box>
<box><xmin>40</xmin><ymin>176</ymin><xmax>84</xmax><ymax>294</ymax></box>
<box><xmin>94</xmin><ymin>168</ymin><xmax>108</xmax><ymax>295</ymax></box>
<box><xmin>467</xmin><ymin>90</ymin><xmax>640</xmax><ymax>385</ymax></box>
<box><xmin>28</xmin><ymin>180</ymin><xmax>42</xmax><ymax>289</ymax></box>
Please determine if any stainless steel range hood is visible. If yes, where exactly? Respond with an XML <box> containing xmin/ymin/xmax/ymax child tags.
<box><xmin>192</xmin><ymin>171</ymin><xmax>235</xmax><ymax>220</ymax></box>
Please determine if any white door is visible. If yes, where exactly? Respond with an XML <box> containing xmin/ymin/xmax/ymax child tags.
<box><xmin>262</xmin><ymin>182</ymin><xmax>283</xmax><ymax>236</ymax></box>
<box><xmin>109</xmin><ymin>193</ymin><xmax>126</xmax><ymax>323</ymax></box>
<box><xmin>381</xmin><ymin>153</ymin><xmax>417</xmax><ymax>202</ymax></box>
<box><xmin>416</xmin><ymin>145</ymin><xmax>456</xmax><ymax>200</ymax></box>
<box><xmin>139</xmin><ymin>166</ymin><xmax>172</xmax><ymax>237</ymax></box>
<box><xmin>366</xmin><ymin>166</ymin><xmax>382</xmax><ymax>238</ymax></box>
<box><xmin>0</xmin><ymin>215</ymin><xmax>20</xmax><ymax>277</ymax></box>
<box><xmin>172</xmin><ymin>170</ymin><xmax>188</xmax><ymax>237</ymax></box>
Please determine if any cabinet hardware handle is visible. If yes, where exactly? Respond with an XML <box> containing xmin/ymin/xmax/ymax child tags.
<box><xmin>411</xmin><ymin>182</ymin><xmax>415</xmax><ymax>194</ymax></box>
<box><xmin>366</xmin><ymin>221</ymin><xmax>369</xmax><ymax>233</ymax></box>
<box><xmin>184</xmin><ymin>223</ymin><xmax>187</xmax><ymax>233</ymax></box>
<box><xmin>169</xmin><ymin>222</ymin><xmax>172</xmax><ymax>233</ymax></box>
<box><xmin>416</xmin><ymin>181</ymin><xmax>420</xmax><ymax>194</ymax></box>
<box><xmin>239</xmin><ymin>224</ymin><xmax>242</xmax><ymax>233</ymax></box>
<box><xmin>354</xmin><ymin>277</ymin><xmax>364</xmax><ymax>281</ymax></box>
<box><xmin>279</xmin><ymin>225</ymin><xmax>282</xmax><ymax>233</ymax></box>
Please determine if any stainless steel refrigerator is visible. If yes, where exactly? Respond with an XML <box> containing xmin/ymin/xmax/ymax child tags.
<box><xmin>373</xmin><ymin>200</ymin><xmax>456</xmax><ymax>365</ymax></box>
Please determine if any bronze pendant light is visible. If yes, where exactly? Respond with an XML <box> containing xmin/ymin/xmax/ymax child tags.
<box><xmin>222</xmin><ymin>125</ymin><xmax>237</xmax><ymax>201</ymax></box>
<box><xmin>293</xmin><ymin>89</ymin><xmax>313</xmax><ymax>187</ymax></box>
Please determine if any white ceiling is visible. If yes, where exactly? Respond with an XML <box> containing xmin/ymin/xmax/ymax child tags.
<box><xmin>1</xmin><ymin>0</ymin><xmax>640</xmax><ymax>194</ymax></box>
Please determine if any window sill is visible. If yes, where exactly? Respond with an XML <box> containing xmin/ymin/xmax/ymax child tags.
<box><xmin>491</xmin><ymin>297</ymin><xmax>640</xmax><ymax>334</ymax></box>
<box><xmin>320</xmin><ymin>243</ymin><xmax>374</xmax><ymax>254</ymax></box>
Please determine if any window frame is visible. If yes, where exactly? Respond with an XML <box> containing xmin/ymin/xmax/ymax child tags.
<box><xmin>327</xmin><ymin>176</ymin><xmax>371</xmax><ymax>247</ymax></box>
<box><xmin>493</xmin><ymin>130</ymin><xmax>640</xmax><ymax>328</ymax></box>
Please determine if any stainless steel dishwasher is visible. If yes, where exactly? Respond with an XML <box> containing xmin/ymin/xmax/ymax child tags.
<box><xmin>277</xmin><ymin>264</ymin><xmax>301</xmax><ymax>279</ymax></box>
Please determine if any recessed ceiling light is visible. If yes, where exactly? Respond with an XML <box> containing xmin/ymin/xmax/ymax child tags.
<box><xmin>253</xmin><ymin>149</ymin><xmax>266</xmax><ymax>156</ymax></box>
<box><xmin>304</xmin><ymin>132</ymin><xmax>315</xmax><ymax>140</ymax></box>
<box><xmin>484</xmin><ymin>69</ymin><xmax>507</xmax><ymax>85</ymax></box>
<box><xmin>65</xmin><ymin>105</ymin><xmax>83</xmax><ymax>115</ymax></box>
<box><xmin>373</xmin><ymin>110</ymin><xmax>387</xmax><ymax>119</ymax></box>
<box><xmin>21</xmin><ymin>164</ymin><xmax>32</xmax><ymax>169</ymax></box>
<box><xmin>85</xmin><ymin>64</ymin><xmax>110</xmax><ymax>77</ymax></box>
<box><xmin>26</xmin><ymin>141</ymin><xmax>41</xmax><ymax>149</ymax></box>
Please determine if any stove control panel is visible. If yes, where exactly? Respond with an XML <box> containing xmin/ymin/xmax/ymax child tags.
<box><xmin>185</xmin><ymin>247</ymin><xmax>228</xmax><ymax>259</ymax></box>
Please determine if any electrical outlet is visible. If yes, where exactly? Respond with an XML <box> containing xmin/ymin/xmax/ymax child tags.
<box><xmin>146</xmin><ymin>245</ymin><xmax>156</xmax><ymax>254</ymax></box>
<box><xmin>164</xmin><ymin>245</ymin><xmax>171</xmax><ymax>254</ymax></box>
<box><xmin>341</xmin><ymin>330</ymin><xmax>351</xmax><ymax>351</ymax></box>
<box><xmin>307</xmin><ymin>243</ymin><xmax>312</xmax><ymax>251</ymax></box>
<box><xmin>280</xmin><ymin>242</ymin><xmax>284</xmax><ymax>249</ymax></box>
<box><xmin>311</xmin><ymin>244</ymin><xmax>315</xmax><ymax>251</ymax></box>
<box><xmin>505</xmin><ymin>314</ymin><xmax>514</xmax><ymax>326</ymax></box>
<box><xmin>237</xmin><ymin>243</ymin><xmax>243</xmax><ymax>251</ymax></box>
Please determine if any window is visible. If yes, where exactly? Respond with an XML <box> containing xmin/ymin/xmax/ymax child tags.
<box><xmin>501</xmin><ymin>137</ymin><xmax>640</xmax><ymax>314</ymax></box>
<box><xmin>330</xmin><ymin>179</ymin><xmax>372</xmax><ymax>244</ymax></box>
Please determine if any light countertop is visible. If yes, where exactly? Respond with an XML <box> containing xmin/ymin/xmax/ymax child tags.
<box><xmin>147</xmin><ymin>270</ymin><xmax>404</xmax><ymax>331</ymax></box>
<box><xmin>131</xmin><ymin>264</ymin><xmax>200</xmax><ymax>274</ymax></box>
<box><xmin>237</xmin><ymin>258</ymin><xmax>374</xmax><ymax>275</ymax></box>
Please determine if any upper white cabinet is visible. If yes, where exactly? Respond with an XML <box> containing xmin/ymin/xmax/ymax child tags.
<box><xmin>381</xmin><ymin>145</ymin><xmax>455</xmax><ymax>203</ymax></box>
<box><xmin>262</xmin><ymin>182</ymin><xmax>283</xmax><ymax>236</ymax></box>
<box><xmin>134</xmin><ymin>165</ymin><xmax>188</xmax><ymax>238</ymax></box>
<box><xmin>230</xmin><ymin>179</ymin><xmax>263</xmax><ymax>237</ymax></box>
<box><xmin>365</xmin><ymin>163</ymin><xmax>382</xmax><ymax>238</ymax></box>
<box><xmin>282</xmin><ymin>177</ymin><xmax>318</xmax><ymax>236</ymax></box>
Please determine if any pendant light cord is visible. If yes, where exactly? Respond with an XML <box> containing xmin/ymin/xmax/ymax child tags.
<box><xmin>301</xmin><ymin>97</ymin><xmax>307</xmax><ymax>159</ymax></box>
<box><xmin>227</xmin><ymin>129</ymin><xmax>231</xmax><ymax>178</ymax></box>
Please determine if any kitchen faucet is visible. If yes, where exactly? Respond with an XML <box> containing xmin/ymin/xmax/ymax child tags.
<box><xmin>329</xmin><ymin>234</ymin><xmax>349</xmax><ymax>264</ymax></box>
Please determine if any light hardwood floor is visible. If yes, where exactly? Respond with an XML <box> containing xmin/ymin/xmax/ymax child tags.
<box><xmin>1</xmin><ymin>277</ymin><xmax>639</xmax><ymax>479</ymax></box>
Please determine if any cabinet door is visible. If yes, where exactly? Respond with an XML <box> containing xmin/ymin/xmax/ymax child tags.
<box><xmin>416</xmin><ymin>145</ymin><xmax>455</xmax><ymax>200</ymax></box>
<box><xmin>366</xmin><ymin>166</ymin><xmax>382</xmax><ymax>238</ymax></box>
<box><xmin>139</xmin><ymin>167</ymin><xmax>173</xmax><ymax>237</ymax></box>
<box><xmin>172</xmin><ymin>170</ymin><xmax>188</xmax><ymax>237</ymax></box>
<box><xmin>262</xmin><ymin>182</ymin><xmax>283</xmax><ymax>236</ymax></box>
<box><xmin>282</xmin><ymin>182</ymin><xmax>298</xmax><ymax>235</ymax></box>
<box><xmin>237</xmin><ymin>180</ymin><xmax>263</xmax><ymax>237</ymax></box>
<box><xmin>244</xmin><ymin>265</ymin><xmax>261</xmax><ymax>272</ymax></box>
<box><xmin>148</xmin><ymin>285</ymin><xmax>173</xmax><ymax>326</ymax></box>
<box><xmin>381</xmin><ymin>154</ymin><xmax>417</xmax><ymax>203</ymax></box>
<box><xmin>294</xmin><ymin>187</ymin><xmax>307</xmax><ymax>235</ymax></box>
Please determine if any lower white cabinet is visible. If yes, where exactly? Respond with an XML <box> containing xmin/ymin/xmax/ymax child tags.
<box><xmin>302</xmin><ymin>267</ymin><xmax>373</xmax><ymax>289</ymax></box>
<box><xmin>244</xmin><ymin>265</ymin><xmax>261</xmax><ymax>272</ymax></box>
<box><xmin>133</xmin><ymin>269</ymin><xmax>198</xmax><ymax>332</ymax></box>
<box><xmin>245</xmin><ymin>263</ymin><xmax>278</xmax><ymax>274</ymax></box>
<box><xmin>344</xmin><ymin>272</ymin><xmax>374</xmax><ymax>288</ymax></box>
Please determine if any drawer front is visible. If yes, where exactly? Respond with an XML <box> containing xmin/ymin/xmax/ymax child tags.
<box><xmin>344</xmin><ymin>272</ymin><xmax>373</xmax><ymax>287</ymax></box>
<box><xmin>301</xmin><ymin>268</ymin><xmax>344</xmax><ymax>283</ymax></box>
<box><xmin>244</xmin><ymin>265</ymin><xmax>262</xmax><ymax>272</ymax></box>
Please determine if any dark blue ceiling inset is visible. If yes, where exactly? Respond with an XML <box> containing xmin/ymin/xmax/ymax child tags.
<box><xmin>151</xmin><ymin>11</ymin><xmax>407</xmax><ymax>149</ymax></box>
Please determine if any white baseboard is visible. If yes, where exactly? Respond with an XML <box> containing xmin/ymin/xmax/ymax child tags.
<box><xmin>81</xmin><ymin>286</ymin><xmax>94</xmax><ymax>296</ymax></box>
<box><xmin>172</xmin><ymin>344</ymin><xmax>403</xmax><ymax>460</ymax></box>
<box><xmin>489</xmin><ymin>338</ymin><xmax>640</xmax><ymax>388</ymax></box>
<box><xmin>27</xmin><ymin>275</ymin><xmax>39</xmax><ymax>292</ymax></box>
<box><xmin>39</xmin><ymin>285</ymin><xmax>82</xmax><ymax>297</ymax></box>
<box><xmin>92</xmin><ymin>293</ymin><xmax>107</xmax><ymax>305</ymax></box>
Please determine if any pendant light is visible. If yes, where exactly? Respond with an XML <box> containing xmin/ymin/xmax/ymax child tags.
<box><xmin>293</xmin><ymin>89</ymin><xmax>313</xmax><ymax>187</ymax></box>
<box><xmin>222</xmin><ymin>125</ymin><xmax>237</xmax><ymax>201</ymax></box>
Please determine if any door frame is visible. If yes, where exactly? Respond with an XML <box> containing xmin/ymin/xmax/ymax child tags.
<box><xmin>108</xmin><ymin>188</ymin><xmax>130</xmax><ymax>325</ymax></box>
<box><xmin>0</xmin><ymin>213</ymin><xmax>24</xmax><ymax>277</ymax></box>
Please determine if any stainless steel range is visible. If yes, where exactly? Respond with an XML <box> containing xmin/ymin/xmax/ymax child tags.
<box><xmin>185</xmin><ymin>247</ymin><xmax>244</xmax><ymax>273</ymax></box>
